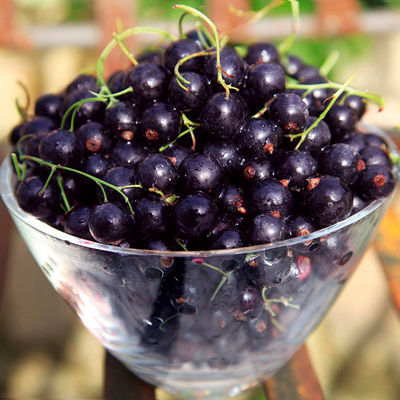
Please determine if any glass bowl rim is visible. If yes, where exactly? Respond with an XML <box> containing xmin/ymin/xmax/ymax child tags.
<box><xmin>1</xmin><ymin>125</ymin><xmax>399</xmax><ymax>258</ymax></box>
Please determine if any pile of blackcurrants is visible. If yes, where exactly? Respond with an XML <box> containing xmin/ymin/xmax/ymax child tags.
<box><xmin>8</xmin><ymin>6</ymin><xmax>396</xmax><ymax>254</ymax></box>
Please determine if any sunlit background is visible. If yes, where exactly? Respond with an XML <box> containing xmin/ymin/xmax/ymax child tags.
<box><xmin>0</xmin><ymin>0</ymin><xmax>400</xmax><ymax>399</ymax></box>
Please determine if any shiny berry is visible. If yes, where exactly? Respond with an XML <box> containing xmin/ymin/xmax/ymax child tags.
<box><xmin>164</xmin><ymin>39</ymin><xmax>203</xmax><ymax>72</ymax></box>
<box><xmin>269</xmin><ymin>93</ymin><xmax>309</xmax><ymax>133</ymax></box>
<box><xmin>241</xmin><ymin>159</ymin><xmax>273</xmax><ymax>185</ymax></box>
<box><xmin>359</xmin><ymin>147</ymin><xmax>392</xmax><ymax>169</ymax></box>
<box><xmin>141</xmin><ymin>102</ymin><xmax>181</xmax><ymax>146</ymax></box>
<box><xmin>76</xmin><ymin>122</ymin><xmax>112</xmax><ymax>154</ymax></box>
<box><xmin>135</xmin><ymin>197</ymin><xmax>169</xmax><ymax>235</ymax></box>
<box><xmin>63</xmin><ymin>205</ymin><xmax>93</xmax><ymax>240</ymax></box>
<box><xmin>138</xmin><ymin>154</ymin><xmax>178</xmax><ymax>193</ymax></box>
<box><xmin>248</xmin><ymin>214</ymin><xmax>288</xmax><ymax>245</ymax></box>
<box><xmin>201</xmin><ymin>92</ymin><xmax>248</xmax><ymax>140</ymax></box>
<box><xmin>325</xmin><ymin>104</ymin><xmax>357</xmax><ymax>141</ymax></box>
<box><xmin>89</xmin><ymin>203</ymin><xmax>129</xmax><ymax>244</ymax></box>
<box><xmin>111</xmin><ymin>139</ymin><xmax>151</xmax><ymax>167</ymax></box>
<box><xmin>65</xmin><ymin>74</ymin><xmax>97</xmax><ymax>94</ymax></box>
<box><xmin>344</xmin><ymin>95</ymin><xmax>366</xmax><ymax>120</ymax></box>
<box><xmin>245</xmin><ymin>42</ymin><xmax>280</xmax><ymax>65</ymax></box>
<box><xmin>357</xmin><ymin>165</ymin><xmax>394</xmax><ymax>200</ymax></box>
<box><xmin>34</xmin><ymin>94</ymin><xmax>63</xmax><ymax>122</ymax></box>
<box><xmin>303</xmin><ymin>175</ymin><xmax>353</xmax><ymax>226</ymax></box>
<box><xmin>174</xmin><ymin>194</ymin><xmax>217</xmax><ymax>238</ymax></box>
<box><xmin>102</xmin><ymin>166</ymin><xmax>141</xmax><ymax>203</ymax></box>
<box><xmin>211</xmin><ymin>229</ymin><xmax>244</xmax><ymax>250</ymax></box>
<box><xmin>104</xmin><ymin>101</ymin><xmax>140</xmax><ymax>141</ymax></box>
<box><xmin>217</xmin><ymin>185</ymin><xmax>247</xmax><ymax>216</ymax></box>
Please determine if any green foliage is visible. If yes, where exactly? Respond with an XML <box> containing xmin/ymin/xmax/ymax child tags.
<box><xmin>64</xmin><ymin>0</ymin><xmax>93</xmax><ymax>22</ymax></box>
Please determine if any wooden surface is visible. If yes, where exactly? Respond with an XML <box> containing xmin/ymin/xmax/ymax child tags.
<box><xmin>104</xmin><ymin>344</ymin><xmax>324</xmax><ymax>399</ymax></box>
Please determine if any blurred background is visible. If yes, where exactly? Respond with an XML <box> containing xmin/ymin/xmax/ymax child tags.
<box><xmin>0</xmin><ymin>0</ymin><xmax>400</xmax><ymax>399</ymax></box>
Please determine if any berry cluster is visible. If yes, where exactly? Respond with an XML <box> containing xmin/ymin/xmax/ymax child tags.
<box><xmin>9</xmin><ymin>6</ymin><xmax>395</xmax><ymax>254</ymax></box>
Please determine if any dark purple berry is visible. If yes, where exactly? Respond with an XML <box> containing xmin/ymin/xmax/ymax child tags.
<box><xmin>135</xmin><ymin>197</ymin><xmax>169</xmax><ymax>235</ymax></box>
<box><xmin>247</xmin><ymin>179</ymin><xmax>293</xmax><ymax>217</ymax></box>
<box><xmin>201</xmin><ymin>92</ymin><xmax>248</xmax><ymax>140</ymax></box>
<box><xmin>63</xmin><ymin>205</ymin><xmax>93</xmax><ymax>240</ymax></box>
<box><xmin>248</xmin><ymin>214</ymin><xmax>288</xmax><ymax>245</ymax></box>
<box><xmin>185</xmin><ymin>29</ymin><xmax>212</xmax><ymax>50</ymax></box>
<box><xmin>241</xmin><ymin>159</ymin><xmax>273</xmax><ymax>185</ymax></box>
<box><xmin>351</xmin><ymin>195</ymin><xmax>368</xmax><ymax>215</ymax></box>
<box><xmin>204</xmin><ymin>47</ymin><xmax>246</xmax><ymax>89</ymax></box>
<box><xmin>356</xmin><ymin>165</ymin><xmax>394</xmax><ymax>200</ymax></box>
<box><xmin>218</xmin><ymin>185</ymin><xmax>247</xmax><ymax>216</ymax></box>
<box><xmin>163</xmin><ymin>144</ymin><xmax>193</xmax><ymax>168</ymax></box>
<box><xmin>244</xmin><ymin>63</ymin><xmax>286</xmax><ymax>105</ymax></box>
<box><xmin>76</xmin><ymin>122</ymin><xmax>112</xmax><ymax>154</ymax></box>
<box><xmin>303</xmin><ymin>175</ymin><xmax>353</xmax><ymax>226</ymax></box>
<box><xmin>138</xmin><ymin>154</ymin><xmax>178</xmax><ymax>193</ymax></box>
<box><xmin>88</xmin><ymin>203</ymin><xmax>130</xmax><ymax>244</ymax></box>
<box><xmin>111</xmin><ymin>139</ymin><xmax>151</xmax><ymax>167</ymax></box>
<box><xmin>16</xmin><ymin>176</ymin><xmax>58</xmax><ymax>218</ymax></box>
<box><xmin>20</xmin><ymin>117</ymin><xmax>56</xmax><ymax>137</ymax></box>
<box><xmin>168</xmin><ymin>72</ymin><xmax>209</xmax><ymax>112</ymax></box>
<box><xmin>269</xmin><ymin>93</ymin><xmax>309</xmax><ymax>133</ymax></box>
<box><xmin>325</xmin><ymin>104</ymin><xmax>357</xmax><ymax>141</ymax></box>
<box><xmin>141</xmin><ymin>102</ymin><xmax>181</xmax><ymax>146</ymax></box>
<box><xmin>174</xmin><ymin>194</ymin><xmax>217</xmax><ymax>238</ymax></box>
<box><xmin>285</xmin><ymin>54</ymin><xmax>304</xmax><ymax>77</ymax></box>
<box><xmin>275</xmin><ymin>150</ymin><xmax>318</xmax><ymax>189</ymax></box>
<box><xmin>342</xmin><ymin>133</ymin><xmax>366</xmax><ymax>153</ymax></box>
<box><xmin>320</xmin><ymin>143</ymin><xmax>363</xmax><ymax>185</ymax></box>
<box><xmin>359</xmin><ymin>146</ymin><xmax>392</xmax><ymax>169</ymax></box>
<box><xmin>39</xmin><ymin>128</ymin><xmax>82</xmax><ymax>167</ymax></box>
<box><xmin>65</xmin><ymin>74</ymin><xmax>97</xmax><ymax>94</ymax></box>
<box><xmin>238</xmin><ymin>287</ymin><xmax>263</xmax><ymax>318</ymax></box>
<box><xmin>363</xmin><ymin>133</ymin><xmax>389</xmax><ymax>151</ymax></box>
<box><xmin>102</xmin><ymin>166</ymin><xmax>141</xmax><ymax>203</ymax></box>
<box><xmin>288</xmin><ymin>215</ymin><xmax>316</xmax><ymax>238</ymax></box>
<box><xmin>104</xmin><ymin>101</ymin><xmax>140</xmax><ymax>141</ymax></box>
<box><xmin>211</xmin><ymin>229</ymin><xmax>244</xmax><ymax>250</ymax></box>
<box><xmin>344</xmin><ymin>95</ymin><xmax>366</xmax><ymax>120</ymax></box>
<box><xmin>236</xmin><ymin>118</ymin><xmax>282</xmax><ymax>159</ymax></box>
<box><xmin>203</xmin><ymin>140</ymin><xmax>244</xmax><ymax>176</ymax></box>
<box><xmin>124</xmin><ymin>63</ymin><xmax>169</xmax><ymax>107</ymax></box>
<box><xmin>34</xmin><ymin>94</ymin><xmax>63</xmax><ymax>122</ymax></box>
<box><xmin>179</xmin><ymin>153</ymin><xmax>222</xmax><ymax>193</ymax></box>
<box><xmin>82</xmin><ymin>154</ymin><xmax>110</xmax><ymax>178</ymax></box>
<box><xmin>245</xmin><ymin>42</ymin><xmax>280</xmax><ymax>65</ymax></box>
<box><xmin>164</xmin><ymin>39</ymin><xmax>203</xmax><ymax>72</ymax></box>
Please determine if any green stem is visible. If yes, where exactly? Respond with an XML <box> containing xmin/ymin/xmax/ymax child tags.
<box><xmin>174</xmin><ymin>4</ymin><xmax>237</xmax><ymax>97</ymax></box>
<box><xmin>178</xmin><ymin>12</ymin><xmax>189</xmax><ymax>38</ymax></box>
<box><xmin>112</xmin><ymin>32</ymin><xmax>138</xmax><ymax>66</ymax></box>
<box><xmin>39</xmin><ymin>167</ymin><xmax>56</xmax><ymax>196</ymax></box>
<box><xmin>16</xmin><ymin>134</ymin><xmax>33</xmax><ymax>157</ymax></box>
<box><xmin>290</xmin><ymin>74</ymin><xmax>354</xmax><ymax>150</ymax></box>
<box><xmin>18</xmin><ymin>155</ymin><xmax>135</xmax><ymax>214</ymax></box>
<box><xmin>175</xmin><ymin>238</ymin><xmax>188</xmax><ymax>251</ymax></box>
<box><xmin>209</xmin><ymin>270</ymin><xmax>233</xmax><ymax>303</ymax></box>
<box><xmin>319</xmin><ymin>50</ymin><xmax>340</xmax><ymax>77</ymax></box>
<box><xmin>158</xmin><ymin>128</ymin><xmax>192</xmax><ymax>152</ymax></box>
<box><xmin>60</xmin><ymin>97</ymin><xmax>107</xmax><ymax>131</ymax></box>
<box><xmin>15</xmin><ymin>99</ymin><xmax>27</xmax><ymax>122</ymax></box>
<box><xmin>88</xmin><ymin>87</ymin><xmax>133</xmax><ymax>99</ymax></box>
<box><xmin>11</xmin><ymin>153</ymin><xmax>23</xmax><ymax>181</ymax></box>
<box><xmin>57</xmin><ymin>174</ymin><xmax>71</xmax><ymax>212</ymax></box>
<box><xmin>278</xmin><ymin>0</ymin><xmax>299</xmax><ymax>56</ymax></box>
<box><xmin>195</xmin><ymin>22</ymin><xmax>214</xmax><ymax>48</ymax></box>
<box><xmin>96</xmin><ymin>26</ymin><xmax>178</xmax><ymax>97</ymax></box>
<box><xmin>286</xmin><ymin>80</ymin><xmax>385</xmax><ymax>110</ymax></box>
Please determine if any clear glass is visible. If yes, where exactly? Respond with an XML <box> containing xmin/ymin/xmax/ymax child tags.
<box><xmin>1</xmin><ymin>128</ymin><xmax>399</xmax><ymax>399</ymax></box>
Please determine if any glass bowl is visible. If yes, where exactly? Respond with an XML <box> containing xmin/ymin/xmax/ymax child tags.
<box><xmin>1</xmin><ymin>128</ymin><xmax>399</xmax><ymax>400</ymax></box>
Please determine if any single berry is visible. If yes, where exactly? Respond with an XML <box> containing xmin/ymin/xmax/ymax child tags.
<box><xmin>296</xmin><ymin>117</ymin><xmax>331</xmax><ymax>156</ymax></box>
<box><xmin>275</xmin><ymin>150</ymin><xmax>318</xmax><ymax>189</ymax></box>
<box><xmin>241</xmin><ymin>159</ymin><xmax>273</xmax><ymax>185</ymax></box>
<box><xmin>245</xmin><ymin>42</ymin><xmax>280</xmax><ymax>65</ymax></box>
<box><xmin>164</xmin><ymin>38</ymin><xmax>203</xmax><ymax>72</ymax></box>
<box><xmin>141</xmin><ymin>102</ymin><xmax>181</xmax><ymax>146</ymax></box>
<box><xmin>135</xmin><ymin>197</ymin><xmax>170</xmax><ymax>234</ymax></box>
<box><xmin>248</xmin><ymin>214</ymin><xmax>288</xmax><ymax>245</ymax></box>
<box><xmin>111</xmin><ymin>139</ymin><xmax>151</xmax><ymax>167</ymax></box>
<box><xmin>288</xmin><ymin>215</ymin><xmax>316</xmax><ymax>238</ymax></box>
<box><xmin>76</xmin><ymin>122</ymin><xmax>112</xmax><ymax>154</ymax></box>
<box><xmin>363</xmin><ymin>133</ymin><xmax>389</xmax><ymax>151</ymax></box>
<box><xmin>236</xmin><ymin>118</ymin><xmax>282</xmax><ymax>159</ymax></box>
<box><xmin>16</xmin><ymin>176</ymin><xmax>59</xmax><ymax>218</ymax></box>
<box><xmin>88</xmin><ymin>203</ymin><xmax>130</xmax><ymax>244</ymax></box>
<box><xmin>174</xmin><ymin>194</ymin><xmax>217</xmax><ymax>238</ymax></box>
<box><xmin>34</xmin><ymin>94</ymin><xmax>63</xmax><ymax>122</ymax></box>
<box><xmin>269</xmin><ymin>93</ymin><xmax>309</xmax><ymax>133</ymax></box>
<box><xmin>247</xmin><ymin>179</ymin><xmax>293</xmax><ymax>217</ymax></box>
<box><xmin>65</xmin><ymin>74</ymin><xmax>97</xmax><ymax>94</ymax></box>
<box><xmin>63</xmin><ymin>205</ymin><xmax>93</xmax><ymax>240</ymax></box>
<box><xmin>319</xmin><ymin>143</ymin><xmax>363</xmax><ymax>185</ymax></box>
<box><xmin>102</xmin><ymin>166</ymin><xmax>141</xmax><ymax>203</ymax></box>
<box><xmin>138</xmin><ymin>153</ymin><xmax>178</xmax><ymax>193</ymax></box>
<box><xmin>39</xmin><ymin>128</ymin><xmax>82</xmax><ymax>167</ymax></box>
<box><xmin>342</xmin><ymin>133</ymin><xmax>366</xmax><ymax>153</ymax></box>
<box><xmin>211</xmin><ymin>229</ymin><xmax>244</xmax><ymax>250</ymax></box>
<box><xmin>285</xmin><ymin>54</ymin><xmax>304</xmax><ymax>77</ymax></box>
<box><xmin>325</xmin><ymin>104</ymin><xmax>357</xmax><ymax>141</ymax></box>
<box><xmin>356</xmin><ymin>165</ymin><xmax>394</xmax><ymax>200</ymax></box>
<box><xmin>244</xmin><ymin>63</ymin><xmax>286</xmax><ymax>105</ymax></box>
<box><xmin>201</xmin><ymin>92</ymin><xmax>248</xmax><ymax>140</ymax></box>
<box><xmin>203</xmin><ymin>140</ymin><xmax>244</xmax><ymax>176</ymax></box>
<box><xmin>359</xmin><ymin>146</ymin><xmax>392</xmax><ymax>169</ymax></box>
<box><xmin>344</xmin><ymin>95</ymin><xmax>366</xmax><ymax>120</ymax></box>
<box><xmin>218</xmin><ymin>185</ymin><xmax>247</xmax><ymax>216</ymax></box>
<box><xmin>163</xmin><ymin>144</ymin><xmax>193</xmax><ymax>168</ymax></box>
<box><xmin>168</xmin><ymin>71</ymin><xmax>209</xmax><ymax>112</ymax></box>
<box><xmin>179</xmin><ymin>153</ymin><xmax>222</xmax><ymax>193</ymax></box>
<box><xmin>104</xmin><ymin>101</ymin><xmax>140</xmax><ymax>141</ymax></box>
<box><xmin>204</xmin><ymin>47</ymin><xmax>246</xmax><ymax>89</ymax></box>
<box><xmin>303</xmin><ymin>175</ymin><xmax>353</xmax><ymax>226</ymax></box>
<box><xmin>124</xmin><ymin>63</ymin><xmax>169</xmax><ymax>107</ymax></box>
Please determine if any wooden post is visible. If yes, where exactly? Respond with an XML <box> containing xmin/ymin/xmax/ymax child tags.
<box><xmin>315</xmin><ymin>0</ymin><xmax>361</xmax><ymax>35</ymax></box>
<box><xmin>94</xmin><ymin>0</ymin><xmax>137</xmax><ymax>77</ymax></box>
<box><xmin>206</xmin><ymin>0</ymin><xmax>251</xmax><ymax>41</ymax></box>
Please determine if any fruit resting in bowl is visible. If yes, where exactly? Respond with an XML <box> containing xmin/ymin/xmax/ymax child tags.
<box><xmin>2</xmin><ymin>2</ymin><xmax>399</xmax><ymax>399</ymax></box>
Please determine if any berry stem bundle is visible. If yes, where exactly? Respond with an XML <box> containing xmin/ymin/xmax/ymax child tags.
<box><xmin>289</xmin><ymin>74</ymin><xmax>354</xmax><ymax>149</ymax></box>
